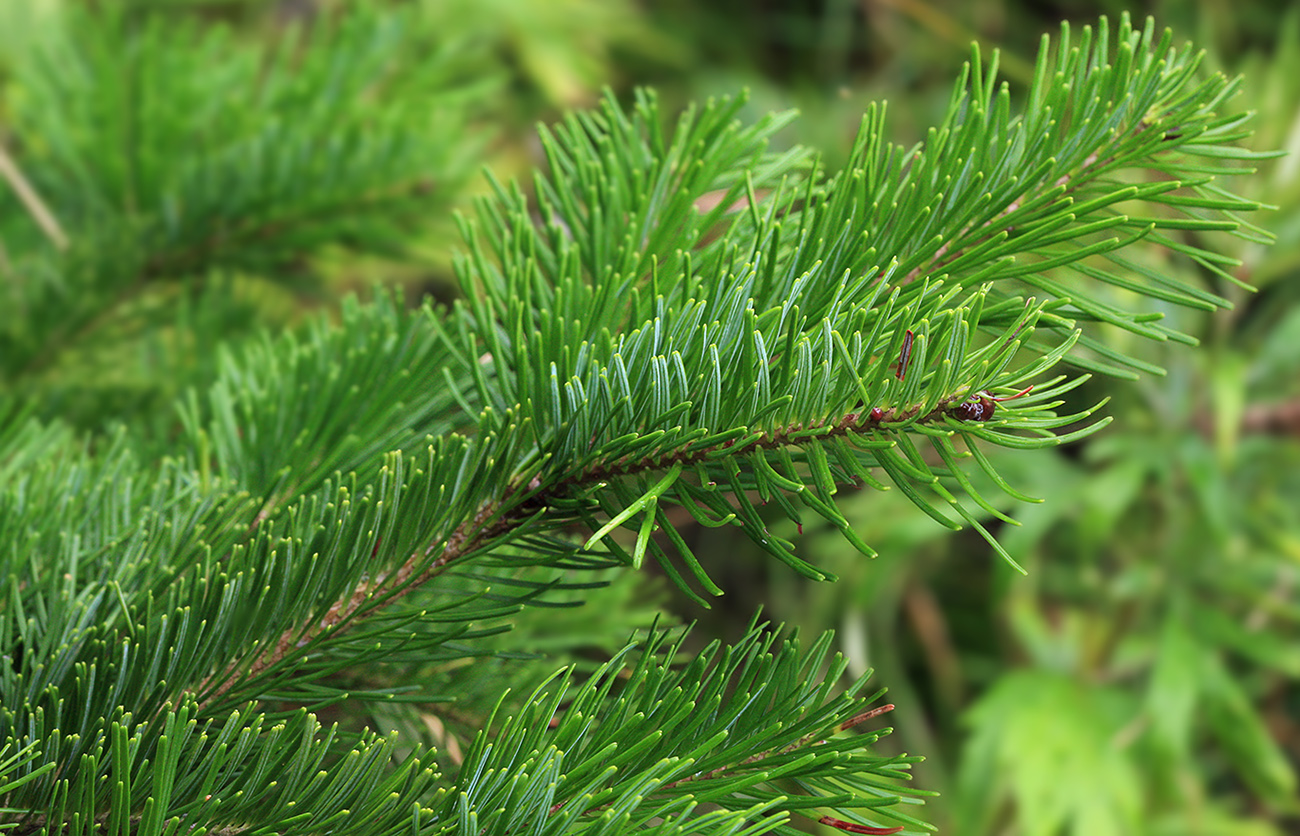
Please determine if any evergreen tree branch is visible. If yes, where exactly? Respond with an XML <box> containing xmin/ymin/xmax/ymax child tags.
<box><xmin>422</xmin><ymin>624</ymin><xmax>928</xmax><ymax>835</ymax></box>
<box><xmin>899</xmin><ymin>134</ymin><xmax>1128</xmax><ymax>287</ymax></box>
<box><xmin>206</xmin><ymin>347</ymin><xmax>1096</xmax><ymax>706</ymax></box>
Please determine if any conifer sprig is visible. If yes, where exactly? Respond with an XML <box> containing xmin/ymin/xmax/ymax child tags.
<box><xmin>420</xmin><ymin>625</ymin><xmax>927</xmax><ymax>836</ymax></box>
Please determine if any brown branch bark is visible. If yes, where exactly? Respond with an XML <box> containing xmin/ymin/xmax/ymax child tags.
<box><xmin>1241</xmin><ymin>399</ymin><xmax>1300</xmax><ymax>437</ymax></box>
<box><xmin>201</xmin><ymin>391</ymin><xmax>982</xmax><ymax>708</ymax></box>
<box><xmin>200</xmin><ymin>490</ymin><xmax>526</xmax><ymax>707</ymax></box>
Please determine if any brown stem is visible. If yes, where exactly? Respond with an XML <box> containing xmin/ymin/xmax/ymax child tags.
<box><xmin>201</xmin><ymin>492</ymin><xmax>524</xmax><ymax>706</ymax></box>
<box><xmin>902</xmin><ymin>582</ymin><xmax>965</xmax><ymax>706</ymax></box>
<box><xmin>202</xmin><ymin>391</ymin><xmax>978</xmax><ymax>707</ymax></box>
<box><xmin>817</xmin><ymin>815</ymin><xmax>904</xmax><ymax>834</ymax></box>
<box><xmin>639</xmin><ymin>702</ymin><xmax>894</xmax><ymax>794</ymax></box>
<box><xmin>0</xmin><ymin>142</ymin><xmax>69</xmax><ymax>251</ymax></box>
<box><xmin>579</xmin><ymin>394</ymin><xmax>968</xmax><ymax>487</ymax></box>
<box><xmin>1241</xmin><ymin>399</ymin><xmax>1300</xmax><ymax>437</ymax></box>
<box><xmin>1190</xmin><ymin>397</ymin><xmax>1300</xmax><ymax>440</ymax></box>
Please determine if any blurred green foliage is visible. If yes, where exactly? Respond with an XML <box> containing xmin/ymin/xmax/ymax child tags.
<box><xmin>1</xmin><ymin>1</ymin><xmax>1296</xmax><ymax>834</ymax></box>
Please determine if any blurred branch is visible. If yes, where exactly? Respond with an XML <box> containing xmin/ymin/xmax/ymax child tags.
<box><xmin>1241</xmin><ymin>399</ymin><xmax>1300</xmax><ymax>437</ymax></box>
<box><xmin>1198</xmin><ymin>398</ymin><xmax>1300</xmax><ymax>437</ymax></box>
<box><xmin>0</xmin><ymin>142</ymin><xmax>69</xmax><ymax>251</ymax></box>
<box><xmin>903</xmin><ymin>582</ymin><xmax>965</xmax><ymax>707</ymax></box>
<box><xmin>865</xmin><ymin>0</ymin><xmax>1034</xmax><ymax>82</ymax></box>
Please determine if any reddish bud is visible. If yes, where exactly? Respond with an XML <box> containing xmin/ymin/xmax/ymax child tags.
<box><xmin>953</xmin><ymin>384</ymin><xmax>1033</xmax><ymax>421</ymax></box>
<box><xmin>818</xmin><ymin>816</ymin><xmax>904</xmax><ymax>834</ymax></box>
<box><xmin>952</xmin><ymin>395</ymin><xmax>995</xmax><ymax>422</ymax></box>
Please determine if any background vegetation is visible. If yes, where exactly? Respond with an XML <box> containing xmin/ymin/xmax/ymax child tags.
<box><xmin>1</xmin><ymin>1</ymin><xmax>1296</xmax><ymax>834</ymax></box>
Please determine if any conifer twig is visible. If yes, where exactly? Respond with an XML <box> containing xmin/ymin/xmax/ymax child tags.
<box><xmin>900</xmin><ymin>145</ymin><xmax>1109</xmax><ymax>287</ymax></box>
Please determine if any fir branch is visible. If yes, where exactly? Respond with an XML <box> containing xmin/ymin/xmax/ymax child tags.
<box><xmin>203</xmin><ymin>472</ymin><xmax>531</xmax><ymax>706</ymax></box>
<box><xmin>205</xmin><ymin>373</ymin><xmax>1043</xmax><ymax>705</ymax></box>
<box><xmin>423</xmin><ymin>625</ymin><xmax>925</xmax><ymax>835</ymax></box>
<box><xmin>205</xmin><ymin>349</ymin><xmax>1084</xmax><ymax>711</ymax></box>
<box><xmin>898</xmin><ymin>139</ymin><xmax>1123</xmax><ymax>287</ymax></box>
<box><xmin>669</xmin><ymin>703</ymin><xmax>897</xmax><ymax>788</ymax></box>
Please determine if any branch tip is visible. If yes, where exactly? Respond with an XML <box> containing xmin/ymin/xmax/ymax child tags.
<box><xmin>840</xmin><ymin>703</ymin><xmax>895</xmax><ymax>731</ymax></box>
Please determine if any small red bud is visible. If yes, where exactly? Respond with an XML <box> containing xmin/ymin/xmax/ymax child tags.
<box><xmin>952</xmin><ymin>395</ymin><xmax>994</xmax><ymax>422</ymax></box>
<box><xmin>818</xmin><ymin>815</ymin><xmax>904</xmax><ymax>834</ymax></box>
<box><xmin>953</xmin><ymin>384</ymin><xmax>1033</xmax><ymax>421</ymax></box>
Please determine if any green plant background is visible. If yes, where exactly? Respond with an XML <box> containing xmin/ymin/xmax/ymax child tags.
<box><xmin>2</xmin><ymin>1</ymin><xmax>1297</xmax><ymax>834</ymax></box>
